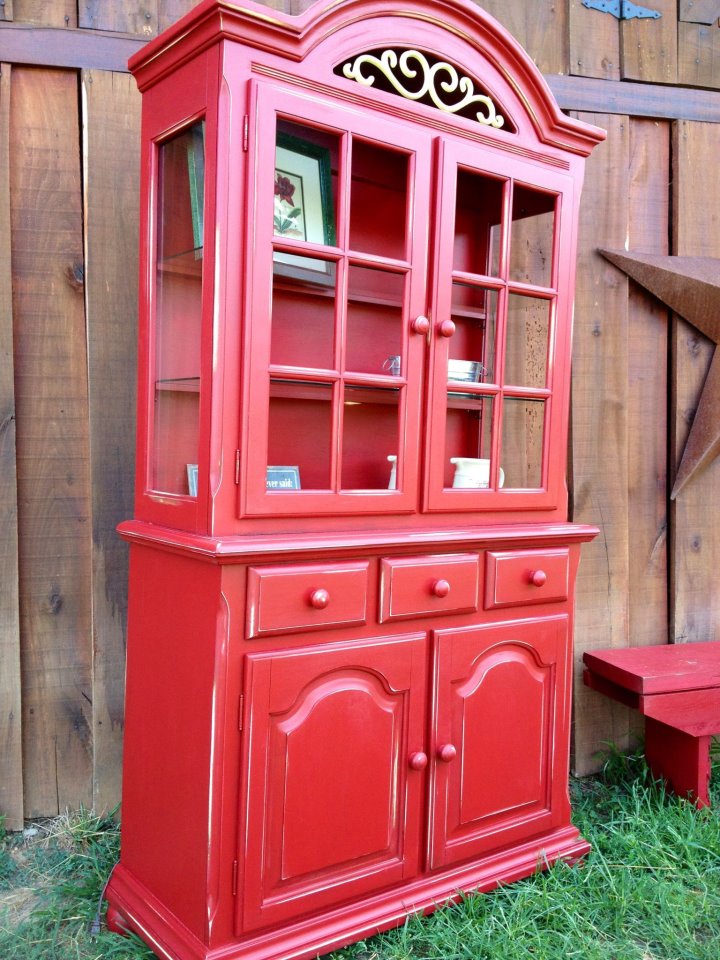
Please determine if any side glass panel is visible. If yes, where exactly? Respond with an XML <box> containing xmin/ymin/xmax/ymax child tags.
<box><xmin>509</xmin><ymin>186</ymin><xmax>556</xmax><ymax>288</ymax></box>
<box><xmin>152</xmin><ymin>121</ymin><xmax>204</xmax><ymax>496</ymax></box>
<box><xmin>501</xmin><ymin>398</ymin><xmax>546</xmax><ymax>489</ymax></box>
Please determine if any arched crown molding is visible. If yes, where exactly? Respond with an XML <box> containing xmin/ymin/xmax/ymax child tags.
<box><xmin>131</xmin><ymin>0</ymin><xmax>605</xmax><ymax>157</ymax></box>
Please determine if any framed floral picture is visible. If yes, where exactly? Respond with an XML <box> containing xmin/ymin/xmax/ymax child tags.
<box><xmin>273</xmin><ymin>132</ymin><xmax>335</xmax><ymax>282</ymax></box>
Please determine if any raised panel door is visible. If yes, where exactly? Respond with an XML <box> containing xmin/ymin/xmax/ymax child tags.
<box><xmin>238</xmin><ymin>633</ymin><xmax>427</xmax><ymax>932</ymax></box>
<box><xmin>428</xmin><ymin>616</ymin><xmax>569</xmax><ymax>869</ymax></box>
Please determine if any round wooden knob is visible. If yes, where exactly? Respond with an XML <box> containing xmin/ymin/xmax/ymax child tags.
<box><xmin>431</xmin><ymin>579</ymin><xmax>451</xmax><ymax>598</ymax></box>
<box><xmin>409</xmin><ymin>751</ymin><xmax>428</xmax><ymax>771</ymax></box>
<box><xmin>309</xmin><ymin>588</ymin><xmax>330</xmax><ymax>609</ymax></box>
<box><xmin>412</xmin><ymin>315</ymin><xmax>430</xmax><ymax>335</ymax></box>
<box><xmin>530</xmin><ymin>570</ymin><xmax>547</xmax><ymax>587</ymax></box>
<box><xmin>437</xmin><ymin>743</ymin><xmax>457</xmax><ymax>763</ymax></box>
<box><xmin>438</xmin><ymin>319</ymin><xmax>456</xmax><ymax>338</ymax></box>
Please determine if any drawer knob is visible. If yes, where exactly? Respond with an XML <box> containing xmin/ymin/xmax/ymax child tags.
<box><xmin>437</xmin><ymin>743</ymin><xmax>457</xmax><ymax>763</ymax></box>
<box><xmin>530</xmin><ymin>570</ymin><xmax>547</xmax><ymax>587</ymax></box>
<box><xmin>438</xmin><ymin>319</ymin><xmax>456</xmax><ymax>338</ymax></box>
<box><xmin>309</xmin><ymin>588</ymin><xmax>330</xmax><ymax>609</ymax></box>
<box><xmin>409</xmin><ymin>751</ymin><xmax>428</xmax><ymax>771</ymax></box>
<box><xmin>431</xmin><ymin>579</ymin><xmax>451</xmax><ymax>598</ymax></box>
<box><xmin>412</xmin><ymin>315</ymin><xmax>430</xmax><ymax>335</ymax></box>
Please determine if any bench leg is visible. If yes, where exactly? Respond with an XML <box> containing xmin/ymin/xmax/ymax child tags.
<box><xmin>644</xmin><ymin>718</ymin><xmax>711</xmax><ymax>808</ymax></box>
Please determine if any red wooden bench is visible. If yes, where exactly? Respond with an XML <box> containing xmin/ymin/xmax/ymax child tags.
<box><xmin>583</xmin><ymin>642</ymin><xmax>720</xmax><ymax>808</ymax></box>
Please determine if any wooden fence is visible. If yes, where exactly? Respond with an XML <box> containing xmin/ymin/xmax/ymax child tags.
<box><xmin>1</xmin><ymin>0</ymin><xmax>720</xmax><ymax>830</ymax></box>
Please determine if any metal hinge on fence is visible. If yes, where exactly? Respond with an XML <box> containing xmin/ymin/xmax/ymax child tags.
<box><xmin>582</xmin><ymin>0</ymin><xmax>661</xmax><ymax>19</ymax></box>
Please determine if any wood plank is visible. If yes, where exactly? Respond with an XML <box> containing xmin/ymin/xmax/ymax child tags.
<box><xmin>569</xmin><ymin>0</ymin><xmax>621</xmax><ymax>81</ymax></box>
<box><xmin>679</xmin><ymin>0</ymin><xmax>720</xmax><ymax>24</ymax></box>
<box><xmin>584</xmin><ymin>641</ymin><xmax>720</xmax><ymax>694</ymax></box>
<box><xmin>546</xmin><ymin>73</ymin><xmax>720</xmax><ymax>123</ymax></box>
<box><xmin>0</xmin><ymin>62</ymin><xmax>23</xmax><ymax>831</ymax></box>
<box><xmin>79</xmin><ymin>0</ymin><xmax>157</xmax><ymax>37</ymax></box>
<box><xmin>12</xmin><ymin>0</ymin><xmax>75</xmax><ymax>27</ymax></box>
<box><xmin>568</xmin><ymin>113</ymin><xmax>631</xmax><ymax>775</ymax></box>
<box><xmin>82</xmin><ymin>69</ymin><xmax>140</xmax><ymax>814</ymax></box>
<box><xmin>10</xmin><ymin>67</ymin><xmax>92</xmax><ymax>817</ymax></box>
<box><xmin>626</xmin><ymin>119</ymin><xmax>669</xmax><ymax>650</ymax></box>
<box><xmin>621</xmin><ymin>0</ymin><xmax>677</xmax><ymax>84</ymax></box>
<box><xmin>678</xmin><ymin>21</ymin><xmax>720</xmax><ymax>87</ymax></box>
<box><xmin>671</xmin><ymin>121</ymin><xmax>720</xmax><ymax>644</ymax></box>
<box><xmin>0</xmin><ymin>24</ymin><xmax>147</xmax><ymax>70</ymax></box>
<box><xmin>157</xmin><ymin>0</ymin><xmax>198</xmax><ymax>33</ymax></box>
<box><xmin>466</xmin><ymin>0</ymin><xmax>568</xmax><ymax>74</ymax></box>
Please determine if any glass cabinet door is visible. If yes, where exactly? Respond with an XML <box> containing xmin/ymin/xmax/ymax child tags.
<box><xmin>243</xmin><ymin>86</ymin><xmax>432</xmax><ymax>516</ymax></box>
<box><xmin>425</xmin><ymin>141</ymin><xmax>571</xmax><ymax>511</ymax></box>
<box><xmin>150</xmin><ymin>121</ymin><xmax>205</xmax><ymax>498</ymax></box>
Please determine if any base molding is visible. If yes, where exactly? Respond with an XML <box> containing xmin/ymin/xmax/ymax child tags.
<box><xmin>106</xmin><ymin>826</ymin><xmax>590</xmax><ymax>960</ymax></box>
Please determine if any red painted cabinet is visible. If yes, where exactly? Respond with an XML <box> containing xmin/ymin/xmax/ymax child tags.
<box><xmin>106</xmin><ymin>2</ymin><xmax>604</xmax><ymax>959</ymax></box>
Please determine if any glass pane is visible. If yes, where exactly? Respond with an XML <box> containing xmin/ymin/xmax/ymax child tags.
<box><xmin>349</xmin><ymin>139</ymin><xmax>408</xmax><ymax>259</ymax></box>
<box><xmin>341</xmin><ymin>386</ymin><xmax>400</xmax><ymax>490</ymax></box>
<box><xmin>449</xmin><ymin>284</ymin><xmax>498</xmax><ymax>384</ymax></box>
<box><xmin>504</xmin><ymin>294</ymin><xmax>551</xmax><ymax>389</ymax></box>
<box><xmin>443</xmin><ymin>393</ymin><xmax>495</xmax><ymax>490</ymax></box>
<box><xmin>267</xmin><ymin>380</ymin><xmax>333</xmax><ymax>491</ymax></box>
<box><xmin>501</xmin><ymin>398</ymin><xmax>546</xmax><ymax>489</ymax></box>
<box><xmin>346</xmin><ymin>267</ymin><xmax>405</xmax><ymax>376</ymax></box>
<box><xmin>153</xmin><ymin>121</ymin><xmax>204</xmax><ymax>495</ymax></box>
<box><xmin>270</xmin><ymin>258</ymin><xmax>337</xmax><ymax>369</ymax></box>
<box><xmin>453</xmin><ymin>168</ymin><xmax>504</xmax><ymax>277</ymax></box>
<box><xmin>275</xmin><ymin>120</ymin><xmax>337</xmax><ymax>249</ymax></box>
<box><xmin>509</xmin><ymin>185</ymin><xmax>556</xmax><ymax>288</ymax></box>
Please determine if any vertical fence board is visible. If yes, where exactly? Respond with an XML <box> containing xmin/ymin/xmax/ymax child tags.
<box><xmin>569</xmin><ymin>113</ymin><xmax>631</xmax><ymax>774</ymax></box>
<box><xmin>83</xmin><ymin>70</ymin><xmax>140</xmax><ymax>814</ymax></box>
<box><xmin>10</xmin><ymin>67</ymin><xmax>92</xmax><ymax>817</ymax></box>
<box><xmin>569</xmin><ymin>0</ymin><xmax>621</xmax><ymax>80</ymax></box>
<box><xmin>79</xmin><ymin>1</ymin><xmax>158</xmax><ymax>36</ymax></box>
<box><xmin>11</xmin><ymin>0</ymin><xmax>75</xmax><ymax>27</ymax></box>
<box><xmin>158</xmin><ymin>0</ymin><xmax>199</xmax><ymax>32</ymax></box>
<box><xmin>621</xmin><ymin>0</ymin><xmax>677</xmax><ymax>83</ymax></box>
<box><xmin>468</xmin><ymin>0</ymin><xmax>568</xmax><ymax>74</ymax></box>
<box><xmin>671</xmin><ymin>121</ymin><xmax>720</xmax><ymax>643</ymax></box>
<box><xmin>0</xmin><ymin>63</ymin><xmax>23</xmax><ymax>831</ymax></box>
<box><xmin>627</xmin><ymin>119</ymin><xmax>670</xmax><ymax>650</ymax></box>
<box><xmin>678</xmin><ymin>21</ymin><xmax>720</xmax><ymax>87</ymax></box>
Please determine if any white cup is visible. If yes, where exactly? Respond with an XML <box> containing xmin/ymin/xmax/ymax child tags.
<box><xmin>450</xmin><ymin>457</ymin><xmax>504</xmax><ymax>489</ymax></box>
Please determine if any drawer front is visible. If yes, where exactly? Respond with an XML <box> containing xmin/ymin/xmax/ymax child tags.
<box><xmin>380</xmin><ymin>554</ymin><xmax>479</xmax><ymax>622</ymax></box>
<box><xmin>246</xmin><ymin>561</ymin><xmax>369</xmax><ymax>638</ymax></box>
<box><xmin>484</xmin><ymin>549</ymin><xmax>569</xmax><ymax>609</ymax></box>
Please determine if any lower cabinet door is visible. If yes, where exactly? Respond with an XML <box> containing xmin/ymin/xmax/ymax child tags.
<box><xmin>428</xmin><ymin>616</ymin><xmax>569</xmax><ymax>869</ymax></box>
<box><xmin>239</xmin><ymin>633</ymin><xmax>427</xmax><ymax>932</ymax></box>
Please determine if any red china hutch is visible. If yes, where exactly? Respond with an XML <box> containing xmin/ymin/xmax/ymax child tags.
<box><xmin>106</xmin><ymin>2</ymin><xmax>605</xmax><ymax>957</ymax></box>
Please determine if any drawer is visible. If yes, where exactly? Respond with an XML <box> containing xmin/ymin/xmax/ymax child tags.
<box><xmin>246</xmin><ymin>561</ymin><xmax>369</xmax><ymax>638</ymax></box>
<box><xmin>379</xmin><ymin>554</ymin><xmax>479</xmax><ymax>622</ymax></box>
<box><xmin>484</xmin><ymin>549</ymin><xmax>569</xmax><ymax>609</ymax></box>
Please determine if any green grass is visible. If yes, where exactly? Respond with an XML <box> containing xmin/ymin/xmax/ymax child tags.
<box><xmin>1</xmin><ymin>754</ymin><xmax>718</xmax><ymax>959</ymax></box>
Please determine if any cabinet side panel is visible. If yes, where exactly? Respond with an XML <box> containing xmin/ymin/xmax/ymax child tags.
<box><xmin>120</xmin><ymin>545</ymin><xmax>222</xmax><ymax>941</ymax></box>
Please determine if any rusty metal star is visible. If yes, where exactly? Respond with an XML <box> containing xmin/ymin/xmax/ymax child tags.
<box><xmin>600</xmin><ymin>249</ymin><xmax>720</xmax><ymax>499</ymax></box>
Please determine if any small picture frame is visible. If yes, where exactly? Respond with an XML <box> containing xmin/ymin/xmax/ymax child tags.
<box><xmin>266</xmin><ymin>465</ymin><xmax>301</xmax><ymax>491</ymax></box>
<box><xmin>273</xmin><ymin>132</ymin><xmax>335</xmax><ymax>283</ymax></box>
<box><xmin>186</xmin><ymin>463</ymin><xmax>199</xmax><ymax>497</ymax></box>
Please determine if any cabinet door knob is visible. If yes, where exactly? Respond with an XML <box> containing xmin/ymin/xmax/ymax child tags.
<box><xmin>309</xmin><ymin>588</ymin><xmax>330</xmax><ymax>609</ymax></box>
<box><xmin>412</xmin><ymin>315</ymin><xmax>430</xmax><ymax>335</ymax></box>
<box><xmin>431</xmin><ymin>579</ymin><xmax>451</xmax><ymax>598</ymax></box>
<box><xmin>530</xmin><ymin>570</ymin><xmax>547</xmax><ymax>587</ymax></box>
<box><xmin>438</xmin><ymin>319</ymin><xmax>456</xmax><ymax>338</ymax></box>
<box><xmin>437</xmin><ymin>743</ymin><xmax>457</xmax><ymax>763</ymax></box>
<box><xmin>409</xmin><ymin>751</ymin><xmax>428</xmax><ymax>771</ymax></box>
